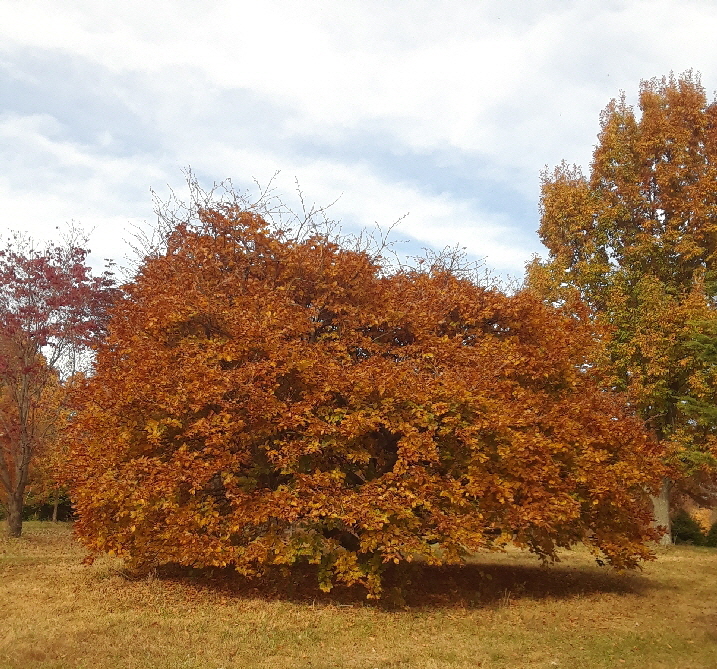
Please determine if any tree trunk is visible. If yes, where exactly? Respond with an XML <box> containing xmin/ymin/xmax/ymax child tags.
<box><xmin>52</xmin><ymin>492</ymin><xmax>59</xmax><ymax>523</ymax></box>
<box><xmin>6</xmin><ymin>493</ymin><xmax>23</xmax><ymax>538</ymax></box>
<box><xmin>651</xmin><ymin>478</ymin><xmax>672</xmax><ymax>545</ymax></box>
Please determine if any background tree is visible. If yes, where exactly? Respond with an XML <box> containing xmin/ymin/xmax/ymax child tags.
<box><xmin>0</xmin><ymin>362</ymin><xmax>66</xmax><ymax>522</ymax></box>
<box><xmin>65</xmin><ymin>195</ymin><xmax>662</xmax><ymax>597</ymax></box>
<box><xmin>528</xmin><ymin>71</ymin><xmax>717</xmax><ymax>542</ymax></box>
<box><xmin>22</xmin><ymin>392</ymin><xmax>72</xmax><ymax>523</ymax></box>
<box><xmin>0</xmin><ymin>231</ymin><xmax>117</xmax><ymax>537</ymax></box>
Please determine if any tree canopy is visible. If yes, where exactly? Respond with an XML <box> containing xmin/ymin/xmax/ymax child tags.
<box><xmin>528</xmin><ymin>72</ymin><xmax>717</xmax><ymax>520</ymax></box>
<box><xmin>65</xmin><ymin>203</ymin><xmax>661</xmax><ymax>596</ymax></box>
<box><xmin>0</xmin><ymin>231</ymin><xmax>117</xmax><ymax>536</ymax></box>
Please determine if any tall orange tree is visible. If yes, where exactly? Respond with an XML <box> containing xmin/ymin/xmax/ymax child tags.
<box><xmin>65</xmin><ymin>197</ymin><xmax>662</xmax><ymax>596</ymax></box>
<box><xmin>528</xmin><ymin>72</ymin><xmax>717</xmax><ymax>541</ymax></box>
<box><xmin>0</xmin><ymin>232</ymin><xmax>117</xmax><ymax>537</ymax></box>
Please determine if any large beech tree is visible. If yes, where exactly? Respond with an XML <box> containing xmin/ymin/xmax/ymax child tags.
<box><xmin>528</xmin><ymin>72</ymin><xmax>717</xmax><ymax>541</ymax></box>
<box><xmin>66</xmin><ymin>204</ymin><xmax>661</xmax><ymax>597</ymax></box>
<box><xmin>0</xmin><ymin>232</ymin><xmax>117</xmax><ymax>537</ymax></box>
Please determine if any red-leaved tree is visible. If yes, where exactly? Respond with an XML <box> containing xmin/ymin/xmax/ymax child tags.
<box><xmin>65</xmin><ymin>201</ymin><xmax>663</xmax><ymax>597</ymax></box>
<box><xmin>0</xmin><ymin>231</ymin><xmax>117</xmax><ymax>537</ymax></box>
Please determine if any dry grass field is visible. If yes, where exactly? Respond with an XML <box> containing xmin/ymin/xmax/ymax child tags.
<box><xmin>1</xmin><ymin>522</ymin><xmax>716</xmax><ymax>669</ymax></box>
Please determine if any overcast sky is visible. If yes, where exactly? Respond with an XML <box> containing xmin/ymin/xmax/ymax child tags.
<box><xmin>2</xmin><ymin>0</ymin><xmax>717</xmax><ymax>280</ymax></box>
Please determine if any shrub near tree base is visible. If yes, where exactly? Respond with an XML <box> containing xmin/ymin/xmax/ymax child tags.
<box><xmin>706</xmin><ymin>522</ymin><xmax>717</xmax><ymax>547</ymax></box>
<box><xmin>65</xmin><ymin>207</ymin><xmax>663</xmax><ymax>597</ymax></box>
<box><xmin>671</xmin><ymin>509</ymin><xmax>706</xmax><ymax>545</ymax></box>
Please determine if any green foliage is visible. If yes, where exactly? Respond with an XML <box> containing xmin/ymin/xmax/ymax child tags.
<box><xmin>670</xmin><ymin>509</ymin><xmax>705</xmax><ymax>545</ymax></box>
<box><xmin>705</xmin><ymin>521</ymin><xmax>717</xmax><ymax>547</ymax></box>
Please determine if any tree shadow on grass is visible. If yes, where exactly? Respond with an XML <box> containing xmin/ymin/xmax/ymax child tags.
<box><xmin>155</xmin><ymin>556</ymin><xmax>662</xmax><ymax>610</ymax></box>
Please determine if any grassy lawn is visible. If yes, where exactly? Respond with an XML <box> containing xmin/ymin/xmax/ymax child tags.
<box><xmin>1</xmin><ymin>522</ymin><xmax>716</xmax><ymax>668</ymax></box>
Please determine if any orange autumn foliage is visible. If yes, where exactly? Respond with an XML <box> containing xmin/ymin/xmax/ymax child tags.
<box><xmin>65</xmin><ymin>206</ymin><xmax>662</xmax><ymax>596</ymax></box>
<box><xmin>528</xmin><ymin>72</ymin><xmax>717</xmax><ymax>510</ymax></box>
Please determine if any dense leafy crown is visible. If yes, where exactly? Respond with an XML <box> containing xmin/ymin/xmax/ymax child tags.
<box><xmin>66</xmin><ymin>207</ymin><xmax>661</xmax><ymax>596</ymax></box>
<box><xmin>528</xmin><ymin>72</ymin><xmax>717</xmax><ymax>500</ymax></box>
<box><xmin>534</xmin><ymin>73</ymin><xmax>717</xmax><ymax>298</ymax></box>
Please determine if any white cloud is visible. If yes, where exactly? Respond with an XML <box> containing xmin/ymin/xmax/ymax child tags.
<box><xmin>1</xmin><ymin>0</ymin><xmax>716</xmax><ymax>279</ymax></box>
<box><xmin>0</xmin><ymin>111</ymin><xmax>168</xmax><ymax>268</ymax></box>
